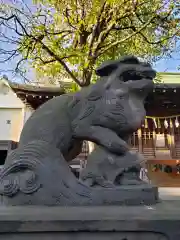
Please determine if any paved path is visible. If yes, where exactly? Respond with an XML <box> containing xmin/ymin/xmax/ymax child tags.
<box><xmin>159</xmin><ymin>187</ymin><xmax>180</xmax><ymax>200</ymax></box>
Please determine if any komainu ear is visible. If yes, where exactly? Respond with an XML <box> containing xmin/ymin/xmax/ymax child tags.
<box><xmin>95</xmin><ymin>60</ymin><xmax>119</xmax><ymax>77</ymax></box>
<box><xmin>118</xmin><ymin>55</ymin><xmax>140</xmax><ymax>65</ymax></box>
<box><xmin>95</xmin><ymin>56</ymin><xmax>140</xmax><ymax>77</ymax></box>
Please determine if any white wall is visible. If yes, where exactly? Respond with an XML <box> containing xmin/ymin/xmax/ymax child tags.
<box><xmin>0</xmin><ymin>80</ymin><xmax>25</xmax><ymax>141</ymax></box>
<box><xmin>0</xmin><ymin>81</ymin><xmax>24</xmax><ymax>109</ymax></box>
<box><xmin>0</xmin><ymin>108</ymin><xmax>24</xmax><ymax>141</ymax></box>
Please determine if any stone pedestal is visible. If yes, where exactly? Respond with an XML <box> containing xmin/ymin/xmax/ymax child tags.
<box><xmin>1</xmin><ymin>184</ymin><xmax>159</xmax><ymax>206</ymax></box>
<box><xmin>0</xmin><ymin>201</ymin><xmax>180</xmax><ymax>239</ymax></box>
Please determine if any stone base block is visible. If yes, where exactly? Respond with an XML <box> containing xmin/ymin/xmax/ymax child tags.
<box><xmin>0</xmin><ymin>201</ymin><xmax>180</xmax><ymax>239</ymax></box>
<box><xmin>1</xmin><ymin>184</ymin><xmax>159</xmax><ymax>206</ymax></box>
<box><xmin>91</xmin><ymin>184</ymin><xmax>159</xmax><ymax>205</ymax></box>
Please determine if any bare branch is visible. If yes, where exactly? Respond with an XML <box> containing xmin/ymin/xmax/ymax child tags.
<box><xmin>0</xmin><ymin>50</ymin><xmax>18</xmax><ymax>63</ymax></box>
<box><xmin>0</xmin><ymin>11</ymin><xmax>82</xmax><ymax>85</ymax></box>
<box><xmin>17</xmin><ymin>70</ymin><xmax>31</xmax><ymax>83</ymax></box>
<box><xmin>0</xmin><ymin>15</ymin><xmax>30</xmax><ymax>36</ymax></box>
<box><xmin>0</xmin><ymin>32</ymin><xmax>21</xmax><ymax>44</ymax></box>
<box><xmin>15</xmin><ymin>58</ymin><xmax>26</xmax><ymax>72</ymax></box>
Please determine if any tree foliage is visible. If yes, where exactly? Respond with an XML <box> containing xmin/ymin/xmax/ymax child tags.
<box><xmin>0</xmin><ymin>0</ymin><xmax>179</xmax><ymax>86</ymax></box>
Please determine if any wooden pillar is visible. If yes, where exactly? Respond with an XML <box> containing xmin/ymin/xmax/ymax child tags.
<box><xmin>88</xmin><ymin>141</ymin><xmax>95</xmax><ymax>153</ymax></box>
<box><xmin>137</xmin><ymin>128</ymin><xmax>142</xmax><ymax>153</ymax></box>
<box><xmin>169</xmin><ymin>118</ymin><xmax>176</xmax><ymax>158</ymax></box>
<box><xmin>152</xmin><ymin>129</ymin><xmax>156</xmax><ymax>158</ymax></box>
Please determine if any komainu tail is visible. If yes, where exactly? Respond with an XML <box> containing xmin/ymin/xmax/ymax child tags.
<box><xmin>0</xmin><ymin>140</ymin><xmax>158</xmax><ymax>206</ymax></box>
<box><xmin>0</xmin><ymin>140</ymin><xmax>92</xmax><ymax>206</ymax></box>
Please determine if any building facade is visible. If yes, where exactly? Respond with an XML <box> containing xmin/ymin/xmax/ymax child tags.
<box><xmin>0</xmin><ymin>79</ymin><xmax>65</xmax><ymax>165</ymax></box>
<box><xmin>0</xmin><ymin>80</ymin><xmax>25</xmax><ymax>166</ymax></box>
<box><xmin>1</xmin><ymin>73</ymin><xmax>180</xmax><ymax>185</ymax></box>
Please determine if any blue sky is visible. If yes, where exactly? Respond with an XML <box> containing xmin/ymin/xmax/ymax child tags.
<box><xmin>154</xmin><ymin>51</ymin><xmax>180</xmax><ymax>72</ymax></box>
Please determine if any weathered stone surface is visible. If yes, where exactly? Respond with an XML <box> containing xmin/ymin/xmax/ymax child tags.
<box><xmin>0</xmin><ymin>56</ymin><xmax>158</xmax><ymax>206</ymax></box>
<box><xmin>1</xmin><ymin>183</ymin><xmax>158</xmax><ymax>206</ymax></box>
<box><xmin>0</xmin><ymin>201</ymin><xmax>179</xmax><ymax>239</ymax></box>
<box><xmin>0</xmin><ymin>141</ymin><xmax>158</xmax><ymax>206</ymax></box>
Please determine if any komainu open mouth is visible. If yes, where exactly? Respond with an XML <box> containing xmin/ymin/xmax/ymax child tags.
<box><xmin>120</xmin><ymin>66</ymin><xmax>156</xmax><ymax>82</ymax></box>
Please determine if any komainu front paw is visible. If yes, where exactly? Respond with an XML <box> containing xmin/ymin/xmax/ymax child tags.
<box><xmin>81</xmin><ymin>176</ymin><xmax>115</xmax><ymax>188</ymax></box>
<box><xmin>107</xmin><ymin>141</ymin><xmax>128</xmax><ymax>154</ymax></box>
<box><xmin>116</xmin><ymin>171</ymin><xmax>148</xmax><ymax>186</ymax></box>
<box><xmin>97</xmin><ymin>180</ymin><xmax>115</xmax><ymax>188</ymax></box>
<box><xmin>120</xmin><ymin>178</ymin><xmax>145</xmax><ymax>185</ymax></box>
<box><xmin>94</xmin><ymin>177</ymin><xmax>115</xmax><ymax>188</ymax></box>
<box><xmin>82</xmin><ymin>178</ymin><xmax>94</xmax><ymax>187</ymax></box>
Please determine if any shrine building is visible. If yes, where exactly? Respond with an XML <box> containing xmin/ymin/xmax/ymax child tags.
<box><xmin>0</xmin><ymin>73</ymin><xmax>180</xmax><ymax>185</ymax></box>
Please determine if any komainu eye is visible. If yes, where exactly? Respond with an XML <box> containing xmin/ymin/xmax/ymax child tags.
<box><xmin>88</xmin><ymin>95</ymin><xmax>102</xmax><ymax>101</ymax></box>
<box><xmin>119</xmin><ymin>96</ymin><xmax>125</xmax><ymax>99</ymax></box>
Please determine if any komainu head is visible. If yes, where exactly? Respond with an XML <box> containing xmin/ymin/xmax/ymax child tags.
<box><xmin>95</xmin><ymin>55</ymin><xmax>156</xmax><ymax>86</ymax></box>
<box><xmin>73</xmin><ymin>56</ymin><xmax>156</xmax><ymax>138</ymax></box>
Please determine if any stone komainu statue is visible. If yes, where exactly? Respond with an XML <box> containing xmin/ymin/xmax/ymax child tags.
<box><xmin>0</xmin><ymin>56</ymin><xmax>158</xmax><ymax>206</ymax></box>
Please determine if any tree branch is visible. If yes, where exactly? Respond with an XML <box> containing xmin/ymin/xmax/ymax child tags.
<box><xmin>34</xmin><ymin>57</ymin><xmax>57</xmax><ymax>64</ymax></box>
<box><xmin>0</xmin><ymin>14</ymin><xmax>30</xmax><ymax>36</ymax></box>
<box><xmin>45</xmin><ymin>29</ymin><xmax>73</xmax><ymax>35</ymax></box>
<box><xmin>0</xmin><ymin>50</ymin><xmax>18</xmax><ymax>63</ymax></box>
<box><xmin>63</xmin><ymin>8</ymin><xmax>77</xmax><ymax>30</ymax></box>
<box><xmin>88</xmin><ymin>1</ymin><xmax>107</xmax><ymax>57</ymax></box>
<box><xmin>99</xmin><ymin>16</ymin><xmax>156</xmax><ymax>55</ymax></box>
<box><xmin>0</xmin><ymin>13</ymin><xmax>82</xmax><ymax>86</ymax></box>
<box><xmin>39</xmin><ymin>41</ymin><xmax>83</xmax><ymax>86</ymax></box>
<box><xmin>138</xmin><ymin>30</ymin><xmax>179</xmax><ymax>45</ymax></box>
<box><xmin>34</xmin><ymin>54</ymin><xmax>77</xmax><ymax>64</ymax></box>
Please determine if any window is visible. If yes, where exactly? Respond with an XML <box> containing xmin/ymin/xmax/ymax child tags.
<box><xmin>0</xmin><ymin>150</ymin><xmax>7</xmax><ymax>165</ymax></box>
<box><xmin>6</xmin><ymin>120</ymin><xmax>11</xmax><ymax>124</ymax></box>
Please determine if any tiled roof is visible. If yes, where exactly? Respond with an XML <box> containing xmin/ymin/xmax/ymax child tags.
<box><xmin>9</xmin><ymin>81</ymin><xmax>65</xmax><ymax>95</ymax></box>
<box><xmin>158</xmin><ymin>72</ymin><xmax>180</xmax><ymax>84</ymax></box>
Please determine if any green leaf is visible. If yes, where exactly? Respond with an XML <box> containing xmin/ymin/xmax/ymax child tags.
<box><xmin>0</xmin><ymin>0</ymin><xmax>179</xmax><ymax>89</ymax></box>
